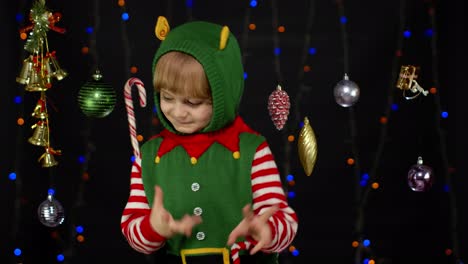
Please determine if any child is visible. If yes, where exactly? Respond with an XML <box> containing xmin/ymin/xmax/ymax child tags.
<box><xmin>121</xmin><ymin>18</ymin><xmax>298</xmax><ymax>264</ymax></box>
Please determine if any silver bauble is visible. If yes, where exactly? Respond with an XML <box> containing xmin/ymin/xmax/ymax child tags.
<box><xmin>333</xmin><ymin>73</ymin><xmax>360</xmax><ymax>107</ymax></box>
<box><xmin>38</xmin><ymin>194</ymin><xmax>65</xmax><ymax>227</ymax></box>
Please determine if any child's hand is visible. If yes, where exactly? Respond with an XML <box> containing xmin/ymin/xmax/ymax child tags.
<box><xmin>227</xmin><ymin>204</ymin><xmax>279</xmax><ymax>255</ymax></box>
<box><xmin>149</xmin><ymin>185</ymin><xmax>202</xmax><ymax>238</ymax></box>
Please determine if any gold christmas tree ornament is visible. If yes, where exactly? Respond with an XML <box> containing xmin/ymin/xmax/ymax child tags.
<box><xmin>298</xmin><ymin>117</ymin><xmax>318</xmax><ymax>176</ymax></box>
<box><xmin>396</xmin><ymin>65</ymin><xmax>428</xmax><ymax>100</ymax></box>
<box><xmin>39</xmin><ymin>147</ymin><xmax>59</xmax><ymax>168</ymax></box>
<box><xmin>16</xmin><ymin>0</ymin><xmax>67</xmax><ymax>92</ymax></box>
<box><xmin>16</xmin><ymin>0</ymin><xmax>65</xmax><ymax>168</ymax></box>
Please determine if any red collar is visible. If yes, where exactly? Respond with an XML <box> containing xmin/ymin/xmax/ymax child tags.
<box><xmin>155</xmin><ymin>116</ymin><xmax>257</xmax><ymax>159</ymax></box>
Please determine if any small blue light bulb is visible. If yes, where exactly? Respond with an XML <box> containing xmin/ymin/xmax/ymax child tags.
<box><xmin>121</xmin><ymin>13</ymin><xmax>129</xmax><ymax>21</ymax></box>
<box><xmin>9</xmin><ymin>172</ymin><xmax>17</xmax><ymax>181</ymax></box>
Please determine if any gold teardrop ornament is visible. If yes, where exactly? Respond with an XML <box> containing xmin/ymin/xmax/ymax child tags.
<box><xmin>298</xmin><ymin>117</ymin><xmax>317</xmax><ymax>176</ymax></box>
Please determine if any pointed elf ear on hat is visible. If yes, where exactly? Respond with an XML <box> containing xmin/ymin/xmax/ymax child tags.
<box><xmin>155</xmin><ymin>16</ymin><xmax>170</xmax><ymax>40</ymax></box>
<box><xmin>219</xmin><ymin>26</ymin><xmax>229</xmax><ymax>50</ymax></box>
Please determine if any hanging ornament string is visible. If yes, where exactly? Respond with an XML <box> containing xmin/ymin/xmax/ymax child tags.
<box><xmin>335</xmin><ymin>0</ymin><xmax>362</xmax><ymax>189</ymax></box>
<box><xmin>291</xmin><ymin>1</ymin><xmax>318</xmax><ymax>181</ymax></box>
<box><xmin>269</xmin><ymin>0</ymin><xmax>292</xmax><ymax>184</ymax></box>
<box><xmin>357</xmin><ymin>0</ymin><xmax>407</xmax><ymax>218</ymax></box>
<box><xmin>293</xmin><ymin>0</ymin><xmax>315</xmax><ymax>124</ymax></box>
<box><xmin>333</xmin><ymin>1</ymin><xmax>364</xmax><ymax>263</ymax></box>
<box><xmin>124</xmin><ymin>77</ymin><xmax>147</xmax><ymax>159</ymax></box>
<box><xmin>336</xmin><ymin>1</ymin><xmax>361</xmax><ymax>209</ymax></box>
<box><xmin>268</xmin><ymin>1</ymin><xmax>291</xmax><ymax>131</ymax></box>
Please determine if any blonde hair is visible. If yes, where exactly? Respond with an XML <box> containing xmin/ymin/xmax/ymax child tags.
<box><xmin>153</xmin><ymin>51</ymin><xmax>211</xmax><ymax>99</ymax></box>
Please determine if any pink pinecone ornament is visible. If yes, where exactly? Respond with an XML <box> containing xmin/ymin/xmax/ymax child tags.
<box><xmin>268</xmin><ymin>85</ymin><xmax>290</xmax><ymax>130</ymax></box>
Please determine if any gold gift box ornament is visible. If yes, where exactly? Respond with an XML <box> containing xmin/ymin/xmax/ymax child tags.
<box><xmin>396</xmin><ymin>65</ymin><xmax>429</xmax><ymax>100</ymax></box>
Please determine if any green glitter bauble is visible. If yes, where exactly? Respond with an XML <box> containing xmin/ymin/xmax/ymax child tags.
<box><xmin>78</xmin><ymin>72</ymin><xmax>116</xmax><ymax>118</ymax></box>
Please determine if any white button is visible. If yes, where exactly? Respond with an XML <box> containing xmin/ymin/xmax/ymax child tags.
<box><xmin>196</xmin><ymin>231</ymin><xmax>205</xmax><ymax>240</ymax></box>
<box><xmin>193</xmin><ymin>207</ymin><xmax>203</xmax><ymax>216</ymax></box>
<box><xmin>191</xmin><ymin>182</ymin><xmax>200</xmax><ymax>192</ymax></box>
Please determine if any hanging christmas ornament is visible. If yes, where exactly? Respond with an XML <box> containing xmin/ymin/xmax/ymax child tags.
<box><xmin>38</xmin><ymin>193</ymin><xmax>65</xmax><ymax>227</ymax></box>
<box><xmin>298</xmin><ymin>117</ymin><xmax>318</xmax><ymax>176</ymax></box>
<box><xmin>28</xmin><ymin>121</ymin><xmax>49</xmax><ymax>146</ymax></box>
<box><xmin>47</xmin><ymin>51</ymin><xmax>68</xmax><ymax>81</ymax></box>
<box><xmin>78</xmin><ymin>70</ymin><xmax>116</xmax><ymax>118</ymax></box>
<box><xmin>17</xmin><ymin>0</ymin><xmax>67</xmax><ymax>92</ymax></box>
<box><xmin>24</xmin><ymin>62</ymin><xmax>49</xmax><ymax>92</ymax></box>
<box><xmin>16</xmin><ymin>55</ymin><xmax>33</xmax><ymax>84</ymax></box>
<box><xmin>333</xmin><ymin>73</ymin><xmax>360</xmax><ymax>107</ymax></box>
<box><xmin>38</xmin><ymin>147</ymin><xmax>61</xmax><ymax>168</ymax></box>
<box><xmin>396</xmin><ymin>65</ymin><xmax>428</xmax><ymax>100</ymax></box>
<box><xmin>407</xmin><ymin>156</ymin><xmax>434</xmax><ymax>192</ymax></box>
<box><xmin>31</xmin><ymin>92</ymin><xmax>48</xmax><ymax>120</ymax></box>
<box><xmin>268</xmin><ymin>85</ymin><xmax>290</xmax><ymax>130</ymax></box>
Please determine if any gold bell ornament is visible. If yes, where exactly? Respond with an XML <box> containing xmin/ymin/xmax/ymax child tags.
<box><xmin>28</xmin><ymin>121</ymin><xmax>49</xmax><ymax>146</ymax></box>
<box><xmin>42</xmin><ymin>56</ymin><xmax>54</xmax><ymax>84</ymax></box>
<box><xmin>47</xmin><ymin>52</ymin><xmax>68</xmax><ymax>81</ymax></box>
<box><xmin>16</xmin><ymin>56</ymin><xmax>34</xmax><ymax>84</ymax></box>
<box><xmin>25</xmin><ymin>68</ymin><xmax>48</xmax><ymax>92</ymax></box>
<box><xmin>31</xmin><ymin>96</ymin><xmax>48</xmax><ymax>120</ymax></box>
<box><xmin>297</xmin><ymin>117</ymin><xmax>318</xmax><ymax>176</ymax></box>
<box><xmin>38</xmin><ymin>147</ymin><xmax>61</xmax><ymax>168</ymax></box>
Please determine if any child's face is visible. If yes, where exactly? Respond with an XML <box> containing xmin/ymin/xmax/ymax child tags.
<box><xmin>160</xmin><ymin>88</ymin><xmax>213</xmax><ymax>134</ymax></box>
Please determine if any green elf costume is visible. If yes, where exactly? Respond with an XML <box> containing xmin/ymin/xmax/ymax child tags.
<box><xmin>121</xmin><ymin>18</ymin><xmax>298</xmax><ymax>264</ymax></box>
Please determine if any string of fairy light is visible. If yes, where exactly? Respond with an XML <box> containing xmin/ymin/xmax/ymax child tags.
<box><xmin>426</xmin><ymin>2</ymin><xmax>459</xmax><ymax>262</ymax></box>
<box><xmin>10</xmin><ymin>1</ymin><xmax>28</xmax><ymax>262</ymax></box>
<box><xmin>117</xmin><ymin>3</ymin><xmax>154</xmax><ymax>263</ymax></box>
<box><xmin>117</xmin><ymin>0</ymin><xmax>137</xmax><ymax>147</ymax></box>
<box><xmin>60</xmin><ymin>0</ymin><xmax>106</xmax><ymax>261</ymax></box>
<box><xmin>117</xmin><ymin>0</ymin><xmax>163</xmax><ymax>162</ymax></box>
<box><xmin>349</xmin><ymin>0</ymin><xmax>403</xmax><ymax>260</ymax></box>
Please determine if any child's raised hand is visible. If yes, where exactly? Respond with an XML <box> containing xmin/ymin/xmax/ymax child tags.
<box><xmin>149</xmin><ymin>185</ymin><xmax>202</xmax><ymax>238</ymax></box>
<box><xmin>227</xmin><ymin>204</ymin><xmax>279</xmax><ymax>255</ymax></box>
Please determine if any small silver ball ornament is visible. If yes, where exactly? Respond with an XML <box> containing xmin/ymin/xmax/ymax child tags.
<box><xmin>38</xmin><ymin>194</ymin><xmax>65</xmax><ymax>227</ymax></box>
<box><xmin>334</xmin><ymin>73</ymin><xmax>360</xmax><ymax>107</ymax></box>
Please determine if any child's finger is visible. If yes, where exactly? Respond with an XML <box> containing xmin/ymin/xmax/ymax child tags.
<box><xmin>173</xmin><ymin>215</ymin><xmax>202</xmax><ymax>236</ymax></box>
<box><xmin>249</xmin><ymin>240</ymin><xmax>264</xmax><ymax>255</ymax></box>
<box><xmin>242</xmin><ymin>204</ymin><xmax>253</xmax><ymax>218</ymax></box>
<box><xmin>227</xmin><ymin>228</ymin><xmax>240</xmax><ymax>245</ymax></box>
<box><xmin>152</xmin><ymin>185</ymin><xmax>164</xmax><ymax>210</ymax></box>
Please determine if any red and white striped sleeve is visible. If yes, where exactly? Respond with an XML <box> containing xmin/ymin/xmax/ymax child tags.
<box><xmin>251</xmin><ymin>141</ymin><xmax>299</xmax><ymax>253</ymax></box>
<box><xmin>120</xmin><ymin>158</ymin><xmax>166</xmax><ymax>254</ymax></box>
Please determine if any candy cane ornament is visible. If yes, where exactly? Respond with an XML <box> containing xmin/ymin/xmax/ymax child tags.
<box><xmin>124</xmin><ymin>77</ymin><xmax>147</xmax><ymax>159</ymax></box>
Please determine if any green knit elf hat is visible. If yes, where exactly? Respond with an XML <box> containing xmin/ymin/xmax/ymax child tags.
<box><xmin>152</xmin><ymin>17</ymin><xmax>244</xmax><ymax>133</ymax></box>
